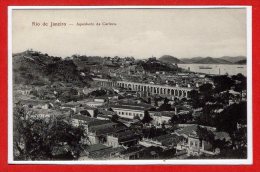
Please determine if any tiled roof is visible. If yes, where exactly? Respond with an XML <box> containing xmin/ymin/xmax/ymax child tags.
<box><xmin>72</xmin><ymin>115</ymin><xmax>112</xmax><ymax>127</ymax></box>
<box><xmin>149</xmin><ymin>111</ymin><xmax>176</xmax><ymax>117</ymax></box>
<box><xmin>120</xmin><ymin>145</ymin><xmax>145</xmax><ymax>155</ymax></box>
<box><xmin>80</xmin><ymin>144</ymin><xmax>110</xmax><ymax>156</ymax></box>
<box><xmin>89</xmin><ymin>123</ymin><xmax>125</xmax><ymax>135</ymax></box>
<box><xmin>111</xmin><ymin>130</ymin><xmax>141</xmax><ymax>142</ymax></box>
<box><xmin>89</xmin><ymin>147</ymin><xmax>125</xmax><ymax>159</ymax></box>
<box><xmin>175</xmin><ymin>125</ymin><xmax>198</xmax><ymax>138</ymax></box>
<box><xmin>111</xmin><ymin>103</ymin><xmax>152</xmax><ymax>111</ymax></box>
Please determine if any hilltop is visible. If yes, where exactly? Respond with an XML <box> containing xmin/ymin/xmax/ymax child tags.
<box><xmin>158</xmin><ymin>55</ymin><xmax>184</xmax><ymax>64</ymax></box>
<box><xmin>13</xmin><ymin>50</ymin><xmax>92</xmax><ymax>87</ymax></box>
<box><xmin>137</xmin><ymin>57</ymin><xmax>180</xmax><ymax>73</ymax></box>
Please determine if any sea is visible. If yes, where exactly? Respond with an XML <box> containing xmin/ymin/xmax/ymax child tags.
<box><xmin>178</xmin><ymin>64</ymin><xmax>247</xmax><ymax>76</ymax></box>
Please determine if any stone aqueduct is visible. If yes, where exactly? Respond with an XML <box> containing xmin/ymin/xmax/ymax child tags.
<box><xmin>93</xmin><ymin>78</ymin><xmax>192</xmax><ymax>98</ymax></box>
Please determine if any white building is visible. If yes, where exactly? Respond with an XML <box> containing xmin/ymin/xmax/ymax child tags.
<box><xmin>111</xmin><ymin>103</ymin><xmax>152</xmax><ymax>119</ymax></box>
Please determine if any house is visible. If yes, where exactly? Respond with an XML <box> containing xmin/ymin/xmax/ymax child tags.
<box><xmin>79</xmin><ymin>144</ymin><xmax>111</xmax><ymax>160</ymax></box>
<box><xmin>79</xmin><ymin>107</ymin><xmax>98</xmax><ymax>117</ymax></box>
<box><xmin>119</xmin><ymin>145</ymin><xmax>145</xmax><ymax>160</ymax></box>
<box><xmin>175</xmin><ymin>125</ymin><xmax>223</xmax><ymax>156</ymax></box>
<box><xmin>86</xmin><ymin>146</ymin><xmax>125</xmax><ymax>160</ymax></box>
<box><xmin>97</xmin><ymin>109</ymin><xmax>116</xmax><ymax>118</ymax></box>
<box><xmin>88</xmin><ymin>123</ymin><xmax>126</xmax><ymax>145</ymax></box>
<box><xmin>85</xmin><ymin>101</ymin><xmax>106</xmax><ymax>107</ymax></box>
<box><xmin>106</xmin><ymin>130</ymin><xmax>141</xmax><ymax>148</ymax></box>
<box><xmin>117</xmin><ymin>117</ymin><xmax>140</xmax><ymax>127</ymax></box>
<box><xmin>71</xmin><ymin>115</ymin><xmax>113</xmax><ymax>133</ymax></box>
<box><xmin>111</xmin><ymin>102</ymin><xmax>153</xmax><ymax>120</ymax></box>
<box><xmin>94</xmin><ymin>97</ymin><xmax>107</xmax><ymax>103</ymax></box>
<box><xmin>61</xmin><ymin>101</ymin><xmax>80</xmax><ymax>113</ymax></box>
<box><xmin>148</xmin><ymin>111</ymin><xmax>176</xmax><ymax>126</ymax></box>
<box><xmin>139</xmin><ymin>133</ymin><xmax>184</xmax><ymax>150</ymax></box>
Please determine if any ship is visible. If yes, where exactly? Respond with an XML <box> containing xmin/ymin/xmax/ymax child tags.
<box><xmin>199</xmin><ymin>66</ymin><xmax>212</xmax><ymax>69</ymax></box>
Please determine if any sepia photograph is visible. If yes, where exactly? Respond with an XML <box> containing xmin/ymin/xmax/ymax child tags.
<box><xmin>9</xmin><ymin>6</ymin><xmax>252</xmax><ymax>164</ymax></box>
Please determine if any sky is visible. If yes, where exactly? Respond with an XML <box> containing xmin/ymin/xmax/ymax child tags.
<box><xmin>12</xmin><ymin>8</ymin><xmax>247</xmax><ymax>59</ymax></box>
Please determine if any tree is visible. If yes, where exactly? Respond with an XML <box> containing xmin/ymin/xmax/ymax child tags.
<box><xmin>189</xmin><ymin>90</ymin><xmax>201</xmax><ymax>108</ymax></box>
<box><xmin>141</xmin><ymin>111</ymin><xmax>153</xmax><ymax>124</ymax></box>
<box><xmin>111</xmin><ymin>114</ymin><xmax>119</xmax><ymax>122</ymax></box>
<box><xmin>196</xmin><ymin>126</ymin><xmax>215</xmax><ymax>145</ymax></box>
<box><xmin>216</xmin><ymin>102</ymin><xmax>247</xmax><ymax>149</ymax></box>
<box><xmin>199</xmin><ymin>83</ymin><xmax>213</xmax><ymax>95</ymax></box>
<box><xmin>213</xmin><ymin>75</ymin><xmax>235</xmax><ymax>93</ymax></box>
<box><xmin>158</xmin><ymin>98</ymin><xmax>173</xmax><ymax>111</ymax></box>
<box><xmin>231</xmin><ymin>73</ymin><xmax>247</xmax><ymax>97</ymax></box>
<box><xmin>13</xmin><ymin>104</ymin><xmax>86</xmax><ymax>160</ymax></box>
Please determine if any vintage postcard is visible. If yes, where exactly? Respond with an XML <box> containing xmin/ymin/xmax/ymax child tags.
<box><xmin>8</xmin><ymin>6</ymin><xmax>252</xmax><ymax>164</ymax></box>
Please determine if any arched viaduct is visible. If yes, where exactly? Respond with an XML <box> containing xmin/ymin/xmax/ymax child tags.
<box><xmin>93</xmin><ymin>78</ymin><xmax>192</xmax><ymax>98</ymax></box>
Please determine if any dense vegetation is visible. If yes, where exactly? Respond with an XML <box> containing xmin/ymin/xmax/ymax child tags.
<box><xmin>13</xmin><ymin>104</ymin><xmax>86</xmax><ymax>160</ymax></box>
<box><xmin>13</xmin><ymin>51</ymin><xmax>92</xmax><ymax>87</ymax></box>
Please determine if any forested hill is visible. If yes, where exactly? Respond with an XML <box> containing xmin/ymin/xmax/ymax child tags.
<box><xmin>159</xmin><ymin>55</ymin><xmax>184</xmax><ymax>64</ymax></box>
<box><xmin>13</xmin><ymin>51</ymin><xmax>92</xmax><ymax>87</ymax></box>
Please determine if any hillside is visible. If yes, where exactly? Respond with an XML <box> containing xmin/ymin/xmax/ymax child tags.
<box><xmin>235</xmin><ymin>59</ymin><xmax>247</xmax><ymax>64</ymax></box>
<box><xmin>13</xmin><ymin>51</ymin><xmax>92</xmax><ymax>87</ymax></box>
<box><xmin>137</xmin><ymin>58</ymin><xmax>180</xmax><ymax>73</ymax></box>
<box><xmin>194</xmin><ymin>57</ymin><xmax>232</xmax><ymax>64</ymax></box>
<box><xmin>181</xmin><ymin>57</ymin><xmax>204</xmax><ymax>63</ymax></box>
<box><xmin>220</xmin><ymin>56</ymin><xmax>246</xmax><ymax>63</ymax></box>
<box><xmin>159</xmin><ymin>55</ymin><xmax>184</xmax><ymax>64</ymax></box>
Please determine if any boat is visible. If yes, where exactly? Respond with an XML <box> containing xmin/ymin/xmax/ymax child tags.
<box><xmin>199</xmin><ymin>66</ymin><xmax>212</xmax><ymax>69</ymax></box>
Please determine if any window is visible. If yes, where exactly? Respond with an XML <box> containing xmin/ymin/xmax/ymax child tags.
<box><xmin>190</xmin><ymin>141</ymin><xmax>193</xmax><ymax>146</ymax></box>
<box><xmin>118</xmin><ymin>111</ymin><xmax>121</xmax><ymax>114</ymax></box>
<box><xmin>129</xmin><ymin>113</ymin><xmax>132</xmax><ymax>116</ymax></box>
<box><xmin>140</xmin><ymin>114</ymin><xmax>143</xmax><ymax>117</ymax></box>
<box><xmin>122</xmin><ymin>112</ymin><xmax>124</xmax><ymax>115</ymax></box>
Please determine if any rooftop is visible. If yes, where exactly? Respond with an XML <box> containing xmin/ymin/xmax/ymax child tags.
<box><xmin>80</xmin><ymin>144</ymin><xmax>110</xmax><ymax>157</ymax></box>
<box><xmin>174</xmin><ymin>124</ymin><xmax>198</xmax><ymax>138</ymax></box>
<box><xmin>89</xmin><ymin>147</ymin><xmax>125</xmax><ymax>160</ymax></box>
<box><xmin>111</xmin><ymin>103</ymin><xmax>153</xmax><ymax>111</ymax></box>
<box><xmin>72</xmin><ymin>115</ymin><xmax>112</xmax><ymax>127</ymax></box>
<box><xmin>89</xmin><ymin>123</ymin><xmax>125</xmax><ymax>135</ymax></box>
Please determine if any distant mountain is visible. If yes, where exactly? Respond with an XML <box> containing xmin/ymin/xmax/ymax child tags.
<box><xmin>159</xmin><ymin>55</ymin><xmax>184</xmax><ymax>64</ymax></box>
<box><xmin>235</xmin><ymin>59</ymin><xmax>247</xmax><ymax>64</ymax></box>
<box><xmin>181</xmin><ymin>57</ymin><xmax>204</xmax><ymax>63</ymax></box>
<box><xmin>194</xmin><ymin>57</ymin><xmax>232</xmax><ymax>64</ymax></box>
<box><xmin>220</xmin><ymin>56</ymin><xmax>246</xmax><ymax>63</ymax></box>
<box><xmin>180</xmin><ymin>56</ymin><xmax>246</xmax><ymax>64</ymax></box>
